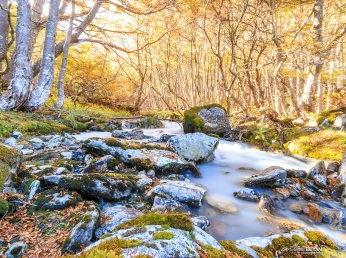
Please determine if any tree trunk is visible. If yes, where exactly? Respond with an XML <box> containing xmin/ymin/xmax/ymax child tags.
<box><xmin>0</xmin><ymin>0</ymin><xmax>8</xmax><ymax>62</ymax></box>
<box><xmin>0</xmin><ymin>0</ymin><xmax>32</xmax><ymax>110</ymax></box>
<box><xmin>299</xmin><ymin>0</ymin><xmax>323</xmax><ymax>113</ymax></box>
<box><xmin>316</xmin><ymin>79</ymin><xmax>323</xmax><ymax>114</ymax></box>
<box><xmin>31</xmin><ymin>0</ymin><xmax>105</xmax><ymax>79</ymax></box>
<box><xmin>25</xmin><ymin>0</ymin><xmax>61</xmax><ymax>110</ymax></box>
<box><xmin>54</xmin><ymin>0</ymin><xmax>75</xmax><ymax>109</ymax></box>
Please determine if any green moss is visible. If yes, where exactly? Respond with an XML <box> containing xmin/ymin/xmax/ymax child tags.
<box><xmin>100</xmin><ymin>233</ymin><xmax>113</xmax><ymax>239</ymax></box>
<box><xmin>18</xmin><ymin>121</ymin><xmax>53</xmax><ymax>134</ymax></box>
<box><xmin>107</xmin><ymin>158</ymin><xmax>120</xmax><ymax>169</ymax></box>
<box><xmin>202</xmin><ymin>244</ymin><xmax>227</xmax><ymax>258</ymax></box>
<box><xmin>219</xmin><ymin>240</ymin><xmax>252</xmax><ymax>258</ymax></box>
<box><xmin>304</xmin><ymin>230</ymin><xmax>325</xmax><ymax>245</ymax></box>
<box><xmin>152</xmin><ymin>231</ymin><xmax>174</xmax><ymax>240</ymax></box>
<box><xmin>0</xmin><ymin>144</ymin><xmax>20</xmax><ymax>191</ymax></box>
<box><xmin>102</xmin><ymin>138</ymin><xmax>166</xmax><ymax>152</ymax></box>
<box><xmin>291</xmin><ymin>234</ymin><xmax>306</xmax><ymax>247</ymax></box>
<box><xmin>265</xmin><ymin>236</ymin><xmax>295</xmax><ymax>258</ymax></box>
<box><xmin>0</xmin><ymin>198</ymin><xmax>9</xmax><ymax>214</ymax></box>
<box><xmin>324</xmin><ymin>238</ymin><xmax>338</xmax><ymax>250</ymax></box>
<box><xmin>315</xmin><ymin>109</ymin><xmax>343</xmax><ymax>125</ymax></box>
<box><xmin>115</xmin><ymin>213</ymin><xmax>194</xmax><ymax>232</ymax></box>
<box><xmin>251</xmin><ymin>246</ymin><xmax>273</xmax><ymax>258</ymax></box>
<box><xmin>337</xmin><ymin>184</ymin><xmax>345</xmax><ymax>198</ymax></box>
<box><xmin>79</xmin><ymin>238</ymin><xmax>142</xmax><ymax>257</ymax></box>
<box><xmin>78</xmin><ymin>214</ymin><xmax>93</xmax><ymax>230</ymax></box>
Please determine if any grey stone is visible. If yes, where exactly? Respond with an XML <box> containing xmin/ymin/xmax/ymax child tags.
<box><xmin>286</xmin><ymin>183</ymin><xmax>301</xmax><ymax>197</ymax></box>
<box><xmin>62</xmin><ymin>203</ymin><xmax>99</xmax><ymax>254</ymax></box>
<box><xmin>206</xmin><ymin>195</ymin><xmax>238</xmax><ymax>213</ymax></box>
<box><xmin>286</xmin><ymin>169</ymin><xmax>307</xmax><ymax>178</ymax></box>
<box><xmin>95</xmin><ymin>206</ymin><xmax>142</xmax><ymax>239</ymax></box>
<box><xmin>112</xmin><ymin>128</ymin><xmax>145</xmax><ymax>140</ymax></box>
<box><xmin>334</xmin><ymin>114</ymin><xmax>346</xmax><ymax>127</ymax></box>
<box><xmin>307</xmin><ymin>161</ymin><xmax>326</xmax><ymax>179</ymax></box>
<box><xmin>313</xmin><ymin>174</ymin><xmax>327</xmax><ymax>188</ymax></box>
<box><xmin>233</xmin><ymin>188</ymin><xmax>260</xmax><ymax>201</ymax></box>
<box><xmin>151</xmin><ymin>196</ymin><xmax>190</xmax><ymax>214</ymax></box>
<box><xmin>28</xmin><ymin>138</ymin><xmax>43</xmax><ymax>143</ymax></box>
<box><xmin>33</xmin><ymin>142</ymin><xmax>45</xmax><ymax>150</ymax></box>
<box><xmin>55</xmin><ymin>167</ymin><xmax>67</xmax><ymax>175</ymax></box>
<box><xmin>191</xmin><ymin>216</ymin><xmax>210</xmax><ymax>231</ymax></box>
<box><xmin>72</xmin><ymin>149</ymin><xmax>86</xmax><ymax>161</ymax></box>
<box><xmin>244</xmin><ymin>166</ymin><xmax>287</xmax><ymax>188</ymax></box>
<box><xmin>61</xmin><ymin>151</ymin><xmax>73</xmax><ymax>159</ymax></box>
<box><xmin>258</xmin><ymin>194</ymin><xmax>275</xmax><ymax>215</ymax></box>
<box><xmin>136</xmin><ymin>173</ymin><xmax>152</xmax><ymax>190</ymax></box>
<box><xmin>27</xmin><ymin>180</ymin><xmax>40</xmax><ymax>200</ymax></box>
<box><xmin>146</xmin><ymin>169</ymin><xmax>155</xmax><ymax>178</ymax></box>
<box><xmin>273</xmin><ymin>196</ymin><xmax>286</xmax><ymax>210</ymax></box>
<box><xmin>327</xmin><ymin>161</ymin><xmax>339</xmax><ymax>176</ymax></box>
<box><xmin>4</xmin><ymin>137</ymin><xmax>17</xmax><ymax>146</ymax></box>
<box><xmin>320</xmin><ymin>119</ymin><xmax>330</xmax><ymax>127</ymax></box>
<box><xmin>146</xmin><ymin>180</ymin><xmax>206</xmax><ymax>206</ymax></box>
<box><xmin>167</xmin><ymin>133</ymin><xmax>219</xmax><ymax>163</ymax></box>
<box><xmin>11</xmin><ymin>131</ymin><xmax>23</xmax><ymax>139</ymax></box>
<box><xmin>5</xmin><ymin>242</ymin><xmax>28</xmax><ymax>258</ymax></box>
<box><xmin>21</xmin><ymin>149</ymin><xmax>33</xmax><ymax>155</ymax></box>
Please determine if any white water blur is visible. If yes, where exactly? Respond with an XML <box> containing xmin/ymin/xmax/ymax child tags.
<box><xmin>75</xmin><ymin>121</ymin><xmax>346</xmax><ymax>242</ymax></box>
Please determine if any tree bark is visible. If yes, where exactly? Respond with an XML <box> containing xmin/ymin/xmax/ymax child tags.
<box><xmin>299</xmin><ymin>0</ymin><xmax>323</xmax><ymax>113</ymax></box>
<box><xmin>0</xmin><ymin>0</ymin><xmax>32</xmax><ymax>110</ymax></box>
<box><xmin>25</xmin><ymin>0</ymin><xmax>61</xmax><ymax>110</ymax></box>
<box><xmin>0</xmin><ymin>0</ymin><xmax>8</xmax><ymax>62</ymax></box>
<box><xmin>54</xmin><ymin>0</ymin><xmax>75</xmax><ymax>109</ymax></box>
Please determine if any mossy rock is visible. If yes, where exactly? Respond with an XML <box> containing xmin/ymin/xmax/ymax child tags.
<box><xmin>0</xmin><ymin>144</ymin><xmax>21</xmax><ymax>191</ymax></box>
<box><xmin>152</xmin><ymin>231</ymin><xmax>174</xmax><ymax>240</ymax></box>
<box><xmin>183</xmin><ymin>104</ymin><xmax>230</xmax><ymax>136</ymax></box>
<box><xmin>219</xmin><ymin>240</ymin><xmax>252</xmax><ymax>258</ymax></box>
<box><xmin>0</xmin><ymin>198</ymin><xmax>9</xmax><ymax>214</ymax></box>
<box><xmin>115</xmin><ymin>213</ymin><xmax>194</xmax><ymax>232</ymax></box>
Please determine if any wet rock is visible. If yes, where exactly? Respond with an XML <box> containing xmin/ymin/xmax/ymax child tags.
<box><xmin>4</xmin><ymin>137</ymin><xmax>17</xmax><ymax>147</ymax></box>
<box><xmin>339</xmin><ymin>152</ymin><xmax>346</xmax><ymax>206</ymax></box>
<box><xmin>112</xmin><ymin>128</ymin><xmax>145</xmax><ymax>140</ymax></box>
<box><xmin>27</xmin><ymin>180</ymin><xmax>40</xmax><ymax>200</ymax></box>
<box><xmin>273</xmin><ymin>196</ymin><xmax>285</xmax><ymax>210</ymax></box>
<box><xmin>300</xmin><ymin>188</ymin><xmax>318</xmax><ymax>201</ymax></box>
<box><xmin>72</xmin><ymin>149</ymin><xmax>85</xmax><ymax>161</ymax></box>
<box><xmin>89</xmin><ymin>126</ymin><xmax>101</xmax><ymax>131</ymax></box>
<box><xmin>233</xmin><ymin>188</ymin><xmax>260</xmax><ymax>201</ymax></box>
<box><xmin>0</xmin><ymin>144</ymin><xmax>22</xmax><ymax>192</ymax></box>
<box><xmin>327</xmin><ymin>161</ymin><xmax>339</xmax><ymax>176</ymax></box>
<box><xmin>305</xmin><ymin>180</ymin><xmax>319</xmax><ymax>190</ymax></box>
<box><xmin>203</xmin><ymin>208</ymin><xmax>217</xmax><ymax>218</ymax></box>
<box><xmin>42</xmin><ymin>173</ymin><xmax>135</xmax><ymax>202</ymax></box>
<box><xmin>136</xmin><ymin>173</ymin><xmax>152</xmax><ymax>190</ymax></box>
<box><xmin>205</xmin><ymin>195</ymin><xmax>238</xmax><ymax>213</ymax></box>
<box><xmin>183</xmin><ymin>104</ymin><xmax>231</xmax><ymax>136</ymax></box>
<box><xmin>160</xmin><ymin>134</ymin><xmax>173</xmax><ymax>142</ymax></box>
<box><xmin>145</xmin><ymin>180</ymin><xmax>206</xmax><ymax>206</ymax></box>
<box><xmin>313</xmin><ymin>174</ymin><xmax>327</xmax><ymax>188</ymax></box>
<box><xmin>33</xmin><ymin>189</ymin><xmax>82</xmax><ymax>210</ymax></box>
<box><xmin>167</xmin><ymin>133</ymin><xmax>219</xmax><ymax>163</ymax></box>
<box><xmin>275</xmin><ymin>188</ymin><xmax>290</xmax><ymax>199</ymax></box>
<box><xmin>5</xmin><ymin>242</ymin><xmax>28</xmax><ymax>258</ymax></box>
<box><xmin>191</xmin><ymin>216</ymin><xmax>210</xmax><ymax>231</ymax></box>
<box><xmin>95</xmin><ymin>206</ymin><xmax>142</xmax><ymax>239</ymax></box>
<box><xmin>62</xmin><ymin>203</ymin><xmax>99</xmax><ymax>254</ymax></box>
<box><xmin>303</xmin><ymin>202</ymin><xmax>322</xmax><ymax>222</ymax></box>
<box><xmin>84</xmin><ymin>138</ymin><xmax>201</xmax><ymax>177</ymax></box>
<box><xmin>334</xmin><ymin>114</ymin><xmax>346</xmax><ymax>127</ymax></box>
<box><xmin>244</xmin><ymin>166</ymin><xmax>287</xmax><ymax>188</ymax></box>
<box><xmin>286</xmin><ymin>169</ymin><xmax>307</xmax><ymax>178</ymax></box>
<box><xmin>258</xmin><ymin>195</ymin><xmax>276</xmax><ymax>215</ymax></box>
<box><xmin>11</xmin><ymin>131</ymin><xmax>23</xmax><ymax>139</ymax></box>
<box><xmin>85</xmin><ymin>225</ymin><xmax>222</xmax><ymax>258</ymax></box>
<box><xmin>286</xmin><ymin>183</ymin><xmax>301</xmax><ymax>197</ymax></box>
<box><xmin>151</xmin><ymin>196</ymin><xmax>190</xmax><ymax>214</ymax></box>
<box><xmin>289</xmin><ymin>202</ymin><xmax>303</xmax><ymax>213</ymax></box>
<box><xmin>307</xmin><ymin>161</ymin><xmax>326</xmax><ymax>179</ymax></box>
<box><xmin>140</xmin><ymin>117</ymin><xmax>164</xmax><ymax>129</ymax></box>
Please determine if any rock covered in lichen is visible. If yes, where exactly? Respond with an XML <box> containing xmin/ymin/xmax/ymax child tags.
<box><xmin>62</xmin><ymin>203</ymin><xmax>99</xmax><ymax>254</ymax></box>
<box><xmin>0</xmin><ymin>144</ymin><xmax>22</xmax><ymax>192</ymax></box>
<box><xmin>167</xmin><ymin>133</ymin><xmax>219</xmax><ymax>163</ymax></box>
<box><xmin>95</xmin><ymin>206</ymin><xmax>143</xmax><ymax>239</ymax></box>
<box><xmin>234</xmin><ymin>188</ymin><xmax>260</xmax><ymax>201</ymax></box>
<box><xmin>83</xmin><ymin>138</ymin><xmax>201</xmax><ymax>177</ymax></box>
<box><xmin>146</xmin><ymin>180</ymin><xmax>206</xmax><ymax>206</ymax></box>
<box><xmin>42</xmin><ymin>173</ymin><xmax>135</xmax><ymax>202</ymax></box>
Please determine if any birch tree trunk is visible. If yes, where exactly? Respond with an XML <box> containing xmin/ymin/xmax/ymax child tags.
<box><xmin>54</xmin><ymin>0</ymin><xmax>75</xmax><ymax>109</ymax></box>
<box><xmin>299</xmin><ymin>0</ymin><xmax>323</xmax><ymax>113</ymax></box>
<box><xmin>25</xmin><ymin>0</ymin><xmax>61</xmax><ymax>110</ymax></box>
<box><xmin>0</xmin><ymin>0</ymin><xmax>8</xmax><ymax>63</ymax></box>
<box><xmin>0</xmin><ymin>0</ymin><xmax>32</xmax><ymax>110</ymax></box>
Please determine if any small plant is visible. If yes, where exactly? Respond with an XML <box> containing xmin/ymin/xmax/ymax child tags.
<box><xmin>152</xmin><ymin>231</ymin><xmax>174</xmax><ymax>240</ymax></box>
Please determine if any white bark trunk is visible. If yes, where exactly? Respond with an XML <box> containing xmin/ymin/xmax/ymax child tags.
<box><xmin>0</xmin><ymin>0</ymin><xmax>8</xmax><ymax>62</ymax></box>
<box><xmin>0</xmin><ymin>0</ymin><xmax>32</xmax><ymax>110</ymax></box>
<box><xmin>25</xmin><ymin>0</ymin><xmax>61</xmax><ymax>110</ymax></box>
<box><xmin>54</xmin><ymin>0</ymin><xmax>75</xmax><ymax>109</ymax></box>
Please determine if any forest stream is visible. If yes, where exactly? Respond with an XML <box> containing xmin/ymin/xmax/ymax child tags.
<box><xmin>74</xmin><ymin>121</ymin><xmax>346</xmax><ymax>244</ymax></box>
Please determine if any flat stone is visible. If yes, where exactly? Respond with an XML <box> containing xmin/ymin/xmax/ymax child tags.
<box><xmin>205</xmin><ymin>195</ymin><xmax>238</xmax><ymax>213</ymax></box>
<box><xmin>289</xmin><ymin>202</ymin><xmax>303</xmax><ymax>213</ymax></box>
<box><xmin>244</xmin><ymin>166</ymin><xmax>287</xmax><ymax>188</ymax></box>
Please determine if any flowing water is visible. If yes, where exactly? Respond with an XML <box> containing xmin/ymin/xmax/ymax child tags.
<box><xmin>74</xmin><ymin>121</ymin><xmax>346</xmax><ymax>243</ymax></box>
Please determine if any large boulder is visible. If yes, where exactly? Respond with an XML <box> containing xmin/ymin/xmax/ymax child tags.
<box><xmin>0</xmin><ymin>144</ymin><xmax>22</xmax><ymax>192</ymax></box>
<box><xmin>334</xmin><ymin>114</ymin><xmax>346</xmax><ymax>127</ymax></box>
<box><xmin>42</xmin><ymin>173</ymin><xmax>135</xmax><ymax>202</ymax></box>
<box><xmin>244</xmin><ymin>166</ymin><xmax>287</xmax><ymax>188</ymax></box>
<box><xmin>83</xmin><ymin>138</ymin><xmax>201</xmax><ymax>177</ymax></box>
<box><xmin>83</xmin><ymin>225</ymin><xmax>222</xmax><ymax>258</ymax></box>
<box><xmin>95</xmin><ymin>206</ymin><xmax>143</xmax><ymax>239</ymax></box>
<box><xmin>111</xmin><ymin>128</ymin><xmax>145</xmax><ymax>140</ymax></box>
<box><xmin>339</xmin><ymin>152</ymin><xmax>346</xmax><ymax>206</ymax></box>
<box><xmin>307</xmin><ymin>161</ymin><xmax>326</xmax><ymax>179</ymax></box>
<box><xmin>183</xmin><ymin>104</ymin><xmax>231</xmax><ymax>136</ymax></box>
<box><xmin>145</xmin><ymin>180</ymin><xmax>207</xmax><ymax>206</ymax></box>
<box><xmin>167</xmin><ymin>133</ymin><xmax>219</xmax><ymax>163</ymax></box>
